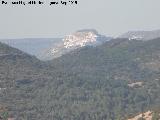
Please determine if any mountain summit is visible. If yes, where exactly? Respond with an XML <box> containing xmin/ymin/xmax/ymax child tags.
<box><xmin>119</xmin><ymin>29</ymin><xmax>160</xmax><ymax>40</ymax></box>
<box><xmin>40</xmin><ymin>29</ymin><xmax>111</xmax><ymax>60</ymax></box>
<box><xmin>63</xmin><ymin>29</ymin><xmax>98</xmax><ymax>48</ymax></box>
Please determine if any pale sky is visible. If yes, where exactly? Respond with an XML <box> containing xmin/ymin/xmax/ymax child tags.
<box><xmin>0</xmin><ymin>0</ymin><xmax>160</xmax><ymax>38</ymax></box>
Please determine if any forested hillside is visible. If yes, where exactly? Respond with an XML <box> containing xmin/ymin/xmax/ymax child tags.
<box><xmin>0</xmin><ymin>38</ymin><xmax>160</xmax><ymax>120</ymax></box>
<box><xmin>0</xmin><ymin>42</ymin><xmax>50</xmax><ymax>119</ymax></box>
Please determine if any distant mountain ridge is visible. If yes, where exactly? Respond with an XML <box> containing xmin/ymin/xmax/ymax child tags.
<box><xmin>2</xmin><ymin>29</ymin><xmax>160</xmax><ymax>61</ymax></box>
<box><xmin>0</xmin><ymin>38</ymin><xmax>61</xmax><ymax>59</ymax></box>
<box><xmin>40</xmin><ymin>29</ymin><xmax>112</xmax><ymax>60</ymax></box>
<box><xmin>119</xmin><ymin>29</ymin><xmax>160</xmax><ymax>40</ymax></box>
<box><xmin>0</xmin><ymin>30</ymin><xmax>112</xmax><ymax>61</ymax></box>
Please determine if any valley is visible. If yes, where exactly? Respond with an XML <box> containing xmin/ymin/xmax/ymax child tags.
<box><xmin>0</xmin><ymin>30</ymin><xmax>160</xmax><ymax>120</ymax></box>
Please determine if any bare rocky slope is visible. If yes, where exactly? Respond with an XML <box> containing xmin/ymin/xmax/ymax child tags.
<box><xmin>35</xmin><ymin>29</ymin><xmax>112</xmax><ymax>60</ymax></box>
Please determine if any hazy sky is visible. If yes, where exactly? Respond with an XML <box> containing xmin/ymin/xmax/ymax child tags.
<box><xmin>0</xmin><ymin>0</ymin><xmax>160</xmax><ymax>38</ymax></box>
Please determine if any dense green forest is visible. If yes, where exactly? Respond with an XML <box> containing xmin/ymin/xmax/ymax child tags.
<box><xmin>0</xmin><ymin>38</ymin><xmax>160</xmax><ymax>120</ymax></box>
